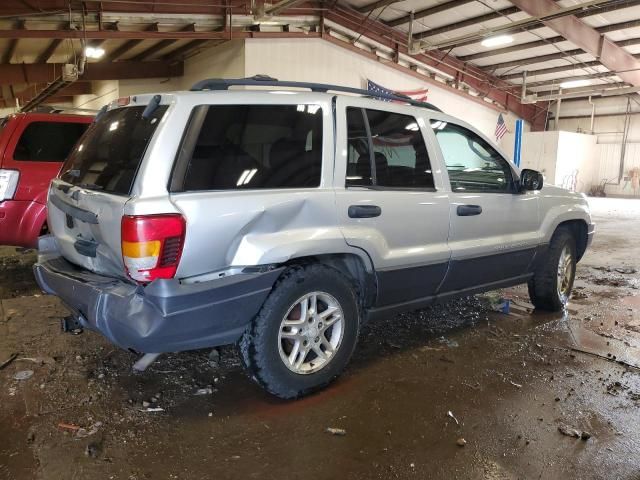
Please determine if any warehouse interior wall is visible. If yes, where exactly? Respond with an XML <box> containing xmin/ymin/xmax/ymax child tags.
<box><xmin>242</xmin><ymin>38</ymin><xmax>527</xmax><ymax>157</ymax></box>
<box><xmin>548</xmin><ymin>96</ymin><xmax>640</xmax><ymax>197</ymax></box>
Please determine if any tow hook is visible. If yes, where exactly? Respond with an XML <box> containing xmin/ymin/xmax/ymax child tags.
<box><xmin>61</xmin><ymin>315</ymin><xmax>83</xmax><ymax>335</ymax></box>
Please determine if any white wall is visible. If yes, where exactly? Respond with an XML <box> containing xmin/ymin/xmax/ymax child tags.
<box><xmin>515</xmin><ymin>130</ymin><xmax>597</xmax><ymax>193</ymax></box>
<box><xmin>243</xmin><ymin>38</ymin><xmax>525</xmax><ymax>158</ymax></box>
<box><xmin>547</xmin><ymin>95</ymin><xmax>640</xmax><ymax>196</ymax></box>
<box><xmin>517</xmin><ymin>131</ymin><xmax>559</xmax><ymax>180</ymax></box>
<box><xmin>556</xmin><ymin>131</ymin><xmax>598</xmax><ymax>193</ymax></box>
<box><xmin>179</xmin><ymin>40</ymin><xmax>244</xmax><ymax>90</ymax></box>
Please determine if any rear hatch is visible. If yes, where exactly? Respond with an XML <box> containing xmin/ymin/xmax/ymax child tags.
<box><xmin>48</xmin><ymin>101</ymin><xmax>168</xmax><ymax>278</ymax></box>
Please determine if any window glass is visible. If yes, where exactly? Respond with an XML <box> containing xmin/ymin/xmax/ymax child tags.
<box><xmin>179</xmin><ymin>104</ymin><xmax>323</xmax><ymax>191</ymax></box>
<box><xmin>366</xmin><ymin>109</ymin><xmax>434</xmax><ymax>188</ymax></box>
<box><xmin>345</xmin><ymin>108</ymin><xmax>434</xmax><ymax>189</ymax></box>
<box><xmin>434</xmin><ymin>122</ymin><xmax>513</xmax><ymax>192</ymax></box>
<box><xmin>60</xmin><ymin>106</ymin><xmax>167</xmax><ymax>194</ymax></box>
<box><xmin>14</xmin><ymin>121</ymin><xmax>88</xmax><ymax>162</ymax></box>
<box><xmin>346</xmin><ymin>108</ymin><xmax>371</xmax><ymax>186</ymax></box>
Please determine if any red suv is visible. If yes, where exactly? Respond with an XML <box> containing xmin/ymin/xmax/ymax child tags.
<box><xmin>0</xmin><ymin>112</ymin><xmax>92</xmax><ymax>248</ymax></box>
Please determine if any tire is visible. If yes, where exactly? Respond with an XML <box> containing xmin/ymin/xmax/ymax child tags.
<box><xmin>239</xmin><ymin>264</ymin><xmax>360</xmax><ymax>399</ymax></box>
<box><xmin>528</xmin><ymin>227</ymin><xmax>577</xmax><ymax>311</ymax></box>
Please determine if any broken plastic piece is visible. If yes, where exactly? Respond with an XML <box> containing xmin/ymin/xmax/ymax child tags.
<box><xmin>132</xmin><ymin>353</ymin><xmax>161</xmax><ymax>372</ymax></box>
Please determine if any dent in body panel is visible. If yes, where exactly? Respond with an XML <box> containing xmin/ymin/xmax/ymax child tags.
<box><xmin>172</xmin><ymin>190</ymin><xmax>371</xmax><ymax>278</ymax></box>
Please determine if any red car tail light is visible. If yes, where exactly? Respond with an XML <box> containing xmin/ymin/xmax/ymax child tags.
<box><xmin>121</xmin><ymin>214</ymin><xmax>186</xmax><ymax>283</ymax></box>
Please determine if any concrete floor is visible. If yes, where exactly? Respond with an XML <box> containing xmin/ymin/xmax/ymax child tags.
<box><xmin>1</xmin><ymin>197</ymin><xmax>639</xmax><ymax>480</ymax></box>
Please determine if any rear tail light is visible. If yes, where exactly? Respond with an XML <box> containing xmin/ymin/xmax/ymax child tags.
<box><xmin>0</xmin><ymin>169</ymin><xmax>19</xmax><ymax>201</ymax></box>
<box><xmin>121</xmin><ymin>214</ymin><xmax>186</xmax><ymax>283</ymax></box>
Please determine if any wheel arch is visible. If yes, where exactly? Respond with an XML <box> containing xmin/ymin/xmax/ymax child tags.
<box><xmin>282</xmin><ymin>253</ymin><xmax>378</xmax><ymax>311</ymax></box>
<box><xmin>554</xmin><ymin>219</ymin><xmax>589</xmax><ymax>261</ymax></box>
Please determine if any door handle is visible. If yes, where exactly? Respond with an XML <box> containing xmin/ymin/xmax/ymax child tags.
<box><xmin>348</xmin><ymin>205</ymin><xmax>382</xmax><ymax>218</ymax></box>
<box><xmin>456</xmin><ymin>204</ymin><xmax>482</xmax><ymax>216</ymax></box>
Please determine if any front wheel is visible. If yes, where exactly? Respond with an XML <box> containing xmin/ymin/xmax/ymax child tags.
<box><xmin>239</xmin><ymin>264</ymin><xmax>360</xmax><ymax>399</ymax></box>
<box><xmin>528</xmin><ymin>227</ymin><xmax>577</xmax><ymax>311</ymax></box>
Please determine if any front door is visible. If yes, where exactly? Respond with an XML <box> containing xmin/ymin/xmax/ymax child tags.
<box><xmin>334</xmin><ymin>97</ymin><xmax>451</xmax><ymax>307</ymax></box>
<box><xmin>428</xmin><ymin>118</ymin><xmax>540</xmax><ymax>294</ymax></box>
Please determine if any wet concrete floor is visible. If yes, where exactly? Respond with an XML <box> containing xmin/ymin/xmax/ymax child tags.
<box><xmin>1</xmin><ymin>197</ymin><xmax>639</xmax><ymax>479</ymax></box>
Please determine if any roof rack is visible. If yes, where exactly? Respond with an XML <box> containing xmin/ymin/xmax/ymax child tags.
<box><xmin>190</xmin><ymin>75</ymin><xmax>442</xmax><ymax>112</ymax></box>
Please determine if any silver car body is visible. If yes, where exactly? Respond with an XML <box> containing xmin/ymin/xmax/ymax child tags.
<box><xmin>38</xmin><ymin>89</ymin><xmax>595</xmax><ymax>352</ymax></box>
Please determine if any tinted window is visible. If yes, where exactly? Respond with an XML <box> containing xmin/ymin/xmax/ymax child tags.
<box><xmin>434</xmin><ymin>122</ymin><xmax>513</xmax><ymax>192</ymax></box>
<box><xmin>366</xmin><ymin>109</ymin><xmax>433</xmax><ymax>188</ymax></box>
<box><xmin>345</xmin><ymin>108</ymin><xmax>434</xmax><ymax>189</ymax></box>
<box><xmin>60</xmin><ymin>106</ymin><xmax>167</xmax><ymax>195</ymax></box>
<box><xmin>346</xmin><ymin>108</ymin><xmax>371</xmax><ymax>186</ymax></box>
<box><xmin>176</xmin><ymin>104</ymin><xmax>323</xmax><ymax>191</ymax></box>
<box><xmin>14</xmin><ymin>121</ymin><xmax>88</xmax><ymax>162</ymax></box>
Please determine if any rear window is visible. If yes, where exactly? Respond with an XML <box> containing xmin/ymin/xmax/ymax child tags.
<box><xmin>14</xmin><ymin>121</ymin><xmax>88</xmax><ymax>162</ymax></box>
<box><xmin>60</xmin><ymin>105</ymin><xmax>167</xmax><ymax>195</ymax></box>
<box><xmin>171</xmin><ymin>104</ymin><xmax>323</xmax><ymax>191</ymax></box>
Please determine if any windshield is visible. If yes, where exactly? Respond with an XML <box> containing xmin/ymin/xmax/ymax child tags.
<box><xmin>60</xmin><ymin>105</ymin><xmax>168</xmax><ymax>195</ymax></box>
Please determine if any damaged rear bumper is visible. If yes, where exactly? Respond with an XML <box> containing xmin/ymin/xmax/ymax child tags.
<box><xmin>33</xmin><ymin>237</ymin><xmax>282</xmax><ymax>353</ymax></box>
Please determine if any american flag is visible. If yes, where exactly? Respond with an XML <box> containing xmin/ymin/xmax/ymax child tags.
<box><xmin>367</xmin><ymin>79</ymin><xmax>428</xmax><ymax>103</ymax></box>
<box><xmin>495</xmin><ymin>113</ymin><xmax>508</xmax><ymax>141</ymax></box>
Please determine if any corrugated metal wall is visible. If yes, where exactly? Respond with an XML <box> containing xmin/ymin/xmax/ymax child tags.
<box><xmin>596</xmin><ymin>143</ymin><xmax>640</xmax><ymax>196</ymax></box>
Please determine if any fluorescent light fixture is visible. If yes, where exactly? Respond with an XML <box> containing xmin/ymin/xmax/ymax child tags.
<box><xmin>85</xmin><ymin>46</ymin><xmax>105</xmax><ymax>59</ymax></box>
<box><xmin>559</xmin><ymin>79</ymin><xmax>591</xmax><ymax>89</ymax></box>
<box><xmin>480</xmin><ymin>35</ymin><xmax>513</xmax><ymax>48</ymax></box>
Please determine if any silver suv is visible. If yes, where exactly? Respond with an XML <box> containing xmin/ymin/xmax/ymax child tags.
<box><xmin>34</xmin><ymin>77</ymin><xmax>595</xmax><ymax>399</ymax></box>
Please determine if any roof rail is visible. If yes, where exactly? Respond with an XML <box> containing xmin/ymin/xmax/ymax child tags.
<box><xmin>190</xmin><ymin>75</ymin><xmax>442</xmax><ymax>112</ymax></box>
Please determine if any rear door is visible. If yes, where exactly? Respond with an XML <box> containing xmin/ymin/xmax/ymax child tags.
<box><xmin>48</xmin><ymin>104</ymin><xmax>169</xmax><ymax>277</ymax></box>
<box><xmin>334</xmin><ymin>97</ymin><xmax>451</xmax><ymax>307</ymax></box>
<box><xmin>3</xmin><ymin>115</ymin><xmax>89</xmax><ymax>205</ymax></box>
<box><xmin>428</xmin><ymin>118</ymin><xmax>540</xmax><ymax>293</ymax></box>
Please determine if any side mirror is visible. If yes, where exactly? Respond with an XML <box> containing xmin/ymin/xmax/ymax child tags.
<box><xmin>519</xmin><ymin>169</ymin><xmax>544</xmax><ymax>191</ymax></box>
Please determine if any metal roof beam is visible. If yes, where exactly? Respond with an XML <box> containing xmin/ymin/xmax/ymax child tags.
<box><xmin>162</xmin><ymin>39</ymin><xmax>212</xmax><ymax>62</ymax></box>
<box><xmin>526</xmin><ymin>71</ymin><xmax>618</xmax><ymax>89</ymax></box>
<box><xmin>0</xmin><ymin>61</ymin><xmax>183</xmax><ymax>85</ymax></box>
<box><xmin>459</xmin><ymin>18</ymin><xmax>640</xmax><ymax>61</ymax></box>
<box><xmin>103</xmin><ymin>22</ymin><xmax>159</xmax><ymax>62</ymax></box>
<box><xmin>413</xmin><ymin>6</ymin><xmax>519</xmax><ymax>41</ymax></box>
<box><xmin>414</xmin><ymin>0</ymin><xmax>640</xmax><ymax>44</ymax></box>
<box><xmin>508</xmin><ymin>0</ymin><xmax>640</xmax><ymax>88</ymax></box>
<box><xmin>484</xmin><ymin>36</ymin><xmax>640</xmax><ymax>71</ymax></box>
<box><xmin>2</xmin><ymin>20</ymin><xmax>25</xmax><ymax>63</ymax></box>
<box><xmin>356</xmin><ymin>0</ymin><xmax>404</xmax><ymax>14</ymax></box>
<box><xmin>501</xmin><ymin>60</ymin><xmax>603</xmax><ymax>80</ymax></box>
<box><xmin>385</xmin><ymin>0</ymin><xmax>475</xmax><ymax>28</ymax></box>
<box><xmin>129</xmin><ymin>24</ymin><xmax>196</xmax><ymax>61</ymax></box>
<box><xmin>419</xmin><ymin>0</ymin><xmax>618</xmax><ymax>50</ymax></box>
<box><xmin>36</xmin><ymin>38</ymin><xmax>63</xmax><ymax>63</ymax></box>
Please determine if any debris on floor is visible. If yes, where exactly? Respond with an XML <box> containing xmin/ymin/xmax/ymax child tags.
<box><xmin>13</xmin><ymin>369</ymin><xmax>33</xmax><ymax>381</ymax></box>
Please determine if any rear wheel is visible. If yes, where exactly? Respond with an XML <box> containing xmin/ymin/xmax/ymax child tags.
<box><xmin>239</xmin><ymin>264</ymin><xmax>360</xmax><ymax>399</ymax></box>
<box><xmin>528</xmin><ymin>227</ymin><xmax>577</xmax><ymax>311</ymax></box>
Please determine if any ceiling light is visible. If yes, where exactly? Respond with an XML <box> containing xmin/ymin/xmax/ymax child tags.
<box><xmin>480</xmin><ymin>35</ymin><xmax>513</xmax><ymax>48</ymax></box>
<box><xmin>559</xmin><ymin>79</ymin><xmax>591</xmax><ymax>89</ymax></box>
<box><xmin>85</xmin><ymin>46</ymin><xmax>105</xmax><ymax>59</ymax></box>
